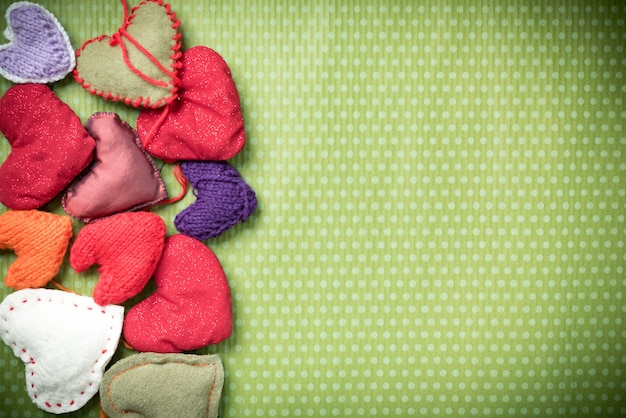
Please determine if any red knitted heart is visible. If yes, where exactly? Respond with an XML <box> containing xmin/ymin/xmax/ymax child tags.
<box><xmin>70</xmin><ymin>212</ymin><xmax>166</xmax><ymax>306</ymax></box>
<box><xmin>136</xmin><ymin>46</ymin><xmax>245</xmax><ymax>162</ymax></box>
<box><xmin>123</xmin><ymin>234</ymin><xmax>232</xmax><ymax>353</ymax></box>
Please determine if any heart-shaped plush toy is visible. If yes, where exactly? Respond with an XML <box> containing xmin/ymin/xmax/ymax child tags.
<box><xmin>0</xmin><ymin>2</ymin><xmax>75</xmax><ymax>83</ymax></box>
<box><xmin>0</xmin><ymin>288</ymin><xmax>123</xmax><ymax>414</ymax></box>
<box><xmin>174</xmin><ymin>160</ymin><xmax>257</xmax><ymax>240</ymax></box>
<box><xmin>70</xmin><ymin>212</ymin><xmax>166</xmax><ymax>306</ymax></box>
<box><xmin>0</xmin><ymin>210</ymin><xmax>73</xmax><ymax>290</ymax></box>
<box><xmin>136</xmin><ymin>46</ymin><xmax>245</xmax><ymax>161</ymax></box>
<box><xmin>123</xmin><ymin>234</ymin><xmax>232</xmax><ymax>353</ymax></box>
<box><xmin>62</xmin><ymin>112</ymin><xmax>168</xmax><ymax>223</ymax></box>
<box><xmin>0</xmin><ymin>84</ymin><xmax>96</xmax><ymax>210</ymax></box>
<box><xmin>73</xmin><ymin>0</ymin><xmax>182</xmax><ymax>108</ymax></box>
<box><xmin>100</xmin><ymin>353</ymin><xmax>224</xmax><ymax>418</ymax></box>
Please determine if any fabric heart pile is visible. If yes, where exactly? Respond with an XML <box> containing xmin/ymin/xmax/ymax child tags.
<box><xmin>0</xmin><ymin>1</ymin><xmax>257</xmax><ymax>416</ymax></box>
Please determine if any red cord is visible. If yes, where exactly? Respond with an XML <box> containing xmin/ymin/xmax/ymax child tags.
<box><xmin>159</xmin><ymin>164</ymin><xmax>188</xmax><ymax>205</ymax></box>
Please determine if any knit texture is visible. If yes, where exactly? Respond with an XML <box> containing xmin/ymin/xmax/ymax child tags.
<box><xmin>123</xmin><ymin>234</ymin><xmax>232</xmax><ymax>353</ymax></box>
<box><xmin>73</xmin><ymin>0</ymin><xmax>182</xmax><ymax>108</ymax></box>
<box><xmin>100</xmin><ymin>353</ymin><xmax>224</xmax><ymax>418</ymax></box>
<box><xmin>70</xmin><ymin>212</ymin><xmax>166</xmax><ymax>306</ymax></box>
<box><xmin>0</xmin><ymin>84</ymin><xmax>96</xmax><ymax>210</ymax></box>
<box><xmin>136</xmin><ymin>46</ymin><xmax>245</xmax><ymax>161</ymax></box>
<box><xmin>0</xmin><ymin>210</ymin><xmax>73</xmax><ymax>290</ymax></box>
<box><xmin>174</xmin><ymin>160</ymin><xmax>257</xmax><ymax>240</ymax></box>
<box><xmin>62</xmin><ymin>112</ymin><xmax>168</xmax><ymax>223</ymax></box>
<box><xmin>0</xmin><ymin>2</ymin><xmax>75</xmax><ymax>83</ymax></box>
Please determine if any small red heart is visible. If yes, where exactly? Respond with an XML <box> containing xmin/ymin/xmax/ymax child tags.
<box><xmin>136</xmin><ymin>46</ymin><xmax>245</xmax><ymax>162</ymax></box>
<box><xmin>123</xmin><ymin>234</ymin><xmax>232</xmax><ymax>353</ymax></box>
<box><xmin>70</xmin><ymin>212</ymin><xmax>166</xmax><ymax>306</ymax></box>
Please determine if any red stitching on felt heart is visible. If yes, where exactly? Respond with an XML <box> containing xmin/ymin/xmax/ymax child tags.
<box><xmin>1</xmin><ymin>296</ymin><xmax>116</xmax><ymax>411</ymax></box>
<box><xmin>73</xmin><ymin>0</ymin><xmax>182</xmax><ymax>108</ymax></box>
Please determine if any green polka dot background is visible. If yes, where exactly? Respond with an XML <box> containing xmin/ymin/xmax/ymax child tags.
<box><xmin>1</xmin><ymin>1</ymin><xmax>625</xmax><ymax>417</ymax></box>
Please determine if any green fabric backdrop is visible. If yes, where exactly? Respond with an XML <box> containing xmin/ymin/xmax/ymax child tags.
<box><xmin>0</xmin><ymin>0</ymin><xmax>625</xmax><ymax>416</ymax></box>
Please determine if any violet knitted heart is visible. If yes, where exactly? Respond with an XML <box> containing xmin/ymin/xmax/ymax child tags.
<box><xmin>0</xmin><ymin>2</ymin><xmax>75</xmax><ymax>83</ymax></box>
<box><xmin>174</xmin><ymin>161</ymin><xmax>257</xmax><ymax>240</ymax></box>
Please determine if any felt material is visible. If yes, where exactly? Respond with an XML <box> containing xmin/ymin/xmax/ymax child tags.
<box><xmin>0</xmin><ymin>210</ymin><xmax>72</xmax><ymax>290</ymax></box>
<box><xmin>136</xmin><ymin>46</ymin><xmax>245</xmax><ymax>161</ymax></box>
<box><xmin>70</xmin><ymin>212</ymin><xmax>166</xmax><ymax>306</ymax></box>
<box><xmin>123</xmin><ymin>234</ymin><xmax>232</xmax><ymax>353</ymax></box>
<box><xmin>100</xmin><ymin>353</ymin><xmax>224</xmax><ymax>418</ymax></box>
<box><xmin>73</xmin><ymin>0</ymin><xmax>182</xmax><ymax>108</ymax></box>
<box><xmin>0</xmin><ymin>2</ymin><xmax>75</xmax><ymax>83</ymax></box>
<box><xmin>0</xmin><ymin>288</ymin><xmax>123</xmax><ymax>414</ymax></box>
<box><xmin>0</xmin><ymin>83</ymin><xmax>96</xmax><ymax>209</ymax></box>
<box><xmin>175</xmin><ymin>160</ymin><xmax>257</xmax><ymax>240</ymax></box>
<box><xmin>62</xmin><ymin>112</ymin><xmax>168</xmax><ymax>223</ymax></box>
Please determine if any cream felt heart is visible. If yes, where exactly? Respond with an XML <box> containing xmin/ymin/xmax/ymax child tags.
<box><xmin>73</xmin><ymin>0</ymin><xmax>182</xmax><ymax>108</ymax></box>
<box><xmin>0</xmin><ymin>288</ymin><xmax>124</xmax><ymax>414</ymax></box>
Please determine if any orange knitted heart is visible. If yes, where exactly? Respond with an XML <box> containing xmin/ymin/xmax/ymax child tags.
<box><xmin>73</xmin><ymin>0</ymin><xmax>182</xmax><ymax>108</ymax></box>
<box><xmin>0</xmin><ymin>210</ymin><xmax>73</xmax><ymax>290</ymax></box>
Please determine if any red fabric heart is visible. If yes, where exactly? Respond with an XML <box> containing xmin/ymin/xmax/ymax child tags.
<box><xmin>136</xmin><ymin>46</ymin><xmax>245</xmax><ymax>162</ymax></box>
<box><xmin>123</xmin><ymin>234</ymin><xmax>232</xmax><ymax>353</ymax></box>
<box><xmin>70</xmin><ymin>212</ymin><xmax>166</xmax><ymax>306</ymax></box>
<box><xmin>0</xmin><ymin>84</ymin><xmax>95</xmax><ymax>209</ymax></box>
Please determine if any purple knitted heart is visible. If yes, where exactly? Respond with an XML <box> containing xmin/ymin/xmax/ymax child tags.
<box><xmin>174</xmin><ymin>161</ymin><xmax>257</xmax><ymax>240</ymax></box>
<box><xmin>0</xmin><ymin>2</ymin><xmax>75</xmax><ymax>83</ymax></box>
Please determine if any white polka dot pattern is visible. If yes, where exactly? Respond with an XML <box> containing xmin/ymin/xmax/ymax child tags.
<box><xmin>1</xmin><ymin>1</ymin><xmax>625</xmax><ymax>417</ymax></box>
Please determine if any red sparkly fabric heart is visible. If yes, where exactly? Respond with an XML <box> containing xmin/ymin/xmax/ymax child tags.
<box><xmin>136</xmin><ymin>46</ymin><xmax>245</xmax><ymax>162</ymax></box>
<box><xmin>0</xmin><ymin>84</ymin><xmax>95</xmax><ymax>209</ymax></box>
<box><xmin>123</xmin><ymin>234</ymin><xmax>232</xmax><ymax>352</ymax></box>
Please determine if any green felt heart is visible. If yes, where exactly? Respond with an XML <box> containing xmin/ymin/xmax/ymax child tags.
<box><xmin>100</xmin><ymin>353</ymin><xmax>223</xmax><ymax>418</ymax></box>
<box><xmin>73</xmin><ymin>0</ymin><xmax>182</xmax><ymax>108</ymax></box>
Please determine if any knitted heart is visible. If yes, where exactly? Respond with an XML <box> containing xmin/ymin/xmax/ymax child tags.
<box><xmin>136</xmin><ymin>46</ymin><xmax>245</xmax><ymax>161</ymax></box>
<box><xmin>0</xmin><ymin>2</ymin><xmax>75</xmax><ymax>83</ymax></box>
<box><xmin>0</xmin><ymin>210</ymin><xmax>73</xmax><ymax>290</ymax></box>
<box><xmin>73</xmin><ymin>0</ymin><xmax>182</xmax><ymax>108</ymax></box>
<box><xmin>0</xmin><ymin>84</ymin><xmax>96</xmax><ymax>210</ymax></box>
<box><xmin>174</xmin><ymin>161</ymin><xmax>257</xmax><ymax>240</ymax></box>
<box><xmin>100</xmin><ymin>353</ymin><xmax>224</xmax><ymax>418</ymax></box>
<box><xmin>70</xmin><ymin>212</ymin><xmax>166</xmax><ymax>306</ymax></box>
<box><xmin>62</xmin><ymin>112</ymin><xmax>167</xmax><ymax>223</ymax></box>
<box><xmin>123</xmin><ymin>234</ymin><xmax>232</xmax><ymax>353</ymax></box>
<box><xmin>0</xmin><ymin>288</ymin><xmax>123</xmax><ymax>414</ymax></box>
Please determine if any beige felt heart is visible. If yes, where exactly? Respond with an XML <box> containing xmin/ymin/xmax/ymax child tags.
<box><xmin>73</xmin><ymin>0</ymin><xmax>182</xmax><ymax>108</ymax></box>
<box><xmin>100</xmin><ymin>353</ymin><xmax>223</xmax><ymax>418</ymax></box>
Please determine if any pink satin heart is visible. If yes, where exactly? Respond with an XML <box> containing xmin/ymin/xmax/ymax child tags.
<box><xmin>62</xmin><ymin>112</ymin><xmax>167</xmax><ymax>223</ymax></box>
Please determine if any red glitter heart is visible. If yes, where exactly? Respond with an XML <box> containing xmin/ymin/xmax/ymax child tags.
<box><xmin>123</xmin><ymin>234</ymin><xmax>233</xmax><ymax>352</ymax></box>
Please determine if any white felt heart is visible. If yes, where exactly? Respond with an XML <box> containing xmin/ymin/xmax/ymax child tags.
<box><xmin>0</xmin><ymin>288</ymin><xmax>123</xmax><ymax>414</ymax></box>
